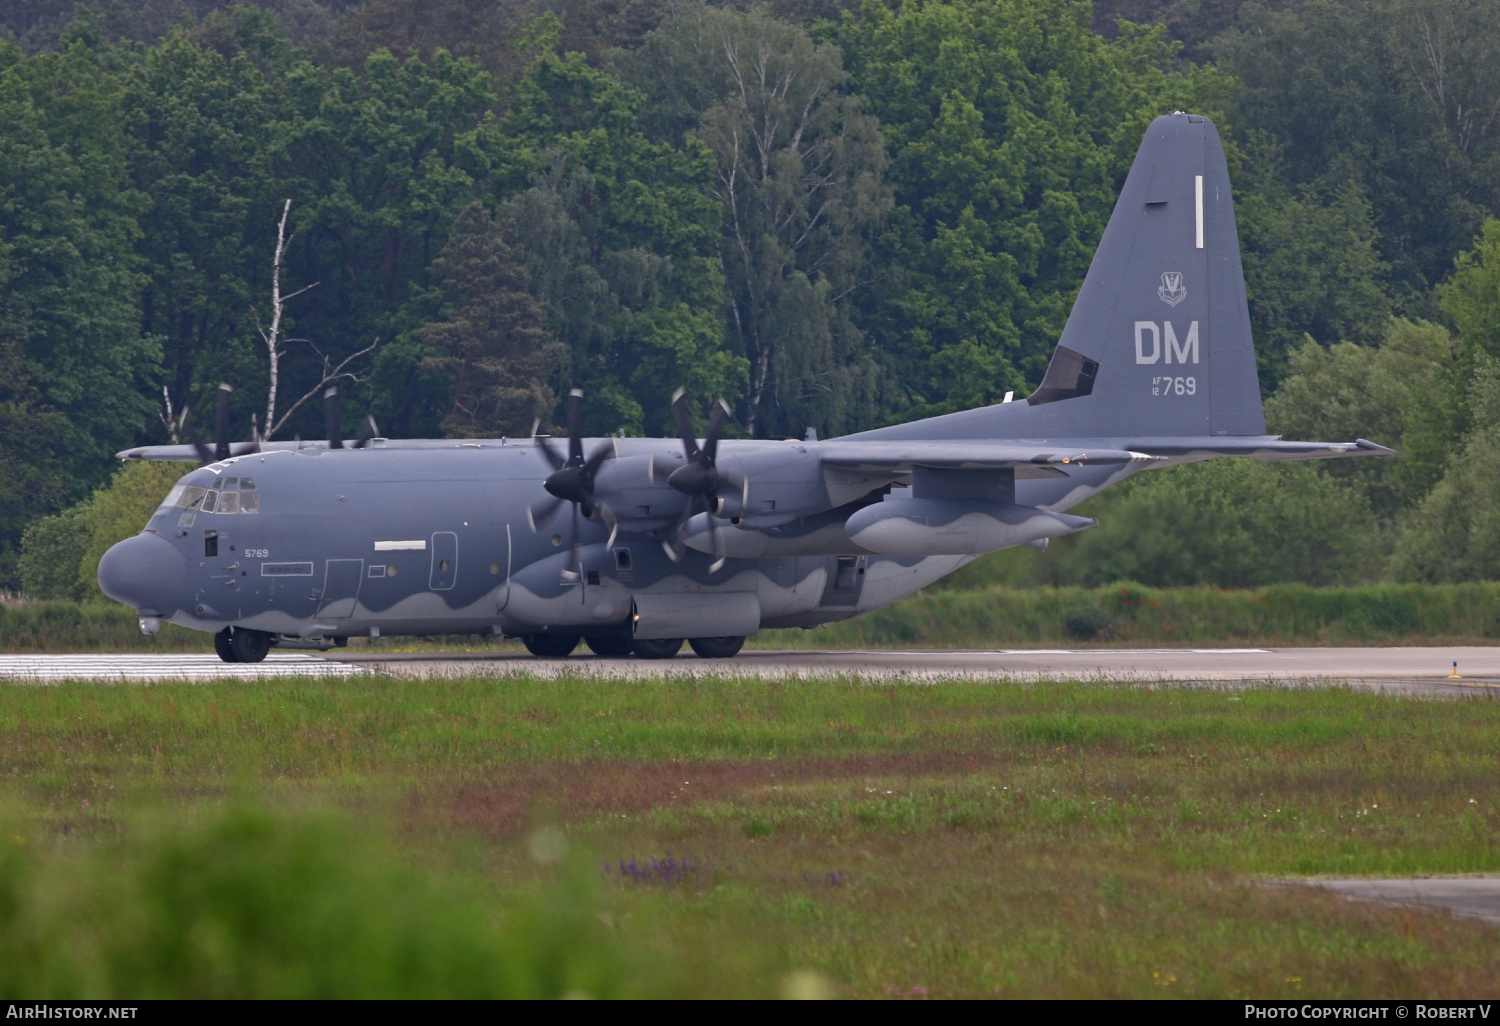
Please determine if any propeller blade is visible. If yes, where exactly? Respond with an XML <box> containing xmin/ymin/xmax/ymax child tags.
<box><xmin>703</xmin><ymin>397</ymin><xmax>730</xmax><ymax>463</ymax></box>
<box><xmin>583</xmin><ymin>441</ymin><xmax>612</xmax><ymax>477</ymax></box>
<box><xmin>561</xmin><ymin>504</ymin><xmax>582</xmax><ymax>582</ymax></box>
<box><xmin>566</xmin><ymin>388</ymin><xmax>585</xmax><ymax>465</ymax></box>
<box><xmin>661</xmin><ymin>504</ymin><xmax>692</xmax><ymax>562</ymax></box>
<box><xmin>534</xmin><ymin>435</ymin><xmax>565</xmax><ymax>471</ymax></box>
<box><xmin>527</xmin><ymin>496</ymin><xmax>563</xmax><ymax>533</ymax></box>
<box><xmin>187</xmin><ymin>431</ymin><xmax>214</xmax><ymax>466</ymax></box>
<box><xmin>214</xmin><ymin>383</ymin><xmax>233</xmax><ymax>462</ymax></box>
<box><xmin>671</xmin><ymin>387</ymin><xmax>699</xmax><ymax>459</ymax></box>
<box><xmin>351</xmin><ymin>416</ymin><xmax>379</xmax><ymax>449</ymax></box>
<box><xmin>709</xmin><ymin>516</ymin><xmax>727</xmax><ymax>574</ymax></box>
<box><xmin>324</xmin><ymin>386</ymin><xmax>343</xmax><ymax>449</ymax></box>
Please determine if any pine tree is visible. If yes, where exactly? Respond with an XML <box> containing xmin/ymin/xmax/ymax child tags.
<box><xmin>418</xmin><ymin>203</ymin><xmax>564</xmax><ymax>438</ymax></box>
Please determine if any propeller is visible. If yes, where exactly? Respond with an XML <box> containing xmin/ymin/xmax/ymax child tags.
<box><xmin>187</xmin><ymin>383</ymin><xmax>258</xmax><ymax>465</ymax></box>
<box><xmin>323</xmin><ymin>385</ymin><xmax>379</xmax><ymax>450</ymax></box>
<box><xmin>527</xmin><ymin>389</ymin><xmax>615</xmax><ymax>581</ymax></box>
<box><xmin>662</xmin><ymin>389</ymin><xmax>748</xmax><ymax>573</ymax></box>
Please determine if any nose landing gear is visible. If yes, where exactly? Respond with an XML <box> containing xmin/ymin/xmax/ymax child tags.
<box><xmin>213</xmin><ymin>627</ymin><xmax>272</xmax><ymax>663</ymax></box>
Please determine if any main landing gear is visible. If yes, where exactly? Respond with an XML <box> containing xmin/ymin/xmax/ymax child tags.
<box><xmin>519</xmin><ymin>633</ymin><xmax>745</xmax><ymax>660</ymax></box>
<box><xmin>214</xmin><ymin>627</ymin><xmax>272</xmax><ymax>663</ymax></box>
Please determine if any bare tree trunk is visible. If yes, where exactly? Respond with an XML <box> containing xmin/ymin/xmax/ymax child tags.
<box><xmin>159</xmin><ymin>385</ymin><xmax>182</xmax><ymax>444</ymax></box>
<box><xmin>256</xmin><ymin>200</ymin><xmax>318</xmax><ymax>441</ymax></box>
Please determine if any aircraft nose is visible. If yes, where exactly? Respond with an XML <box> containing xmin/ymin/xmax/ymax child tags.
<box><xmin>97</xmin><ymin>532</ymin><xmax>187</xmax><ymax>616</ymax></box>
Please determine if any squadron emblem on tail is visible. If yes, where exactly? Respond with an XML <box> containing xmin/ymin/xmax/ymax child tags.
<box><xmin>1158</xmin><ymin>271</ymin><xmax>1187</xmax><ymax>307</ymax></box>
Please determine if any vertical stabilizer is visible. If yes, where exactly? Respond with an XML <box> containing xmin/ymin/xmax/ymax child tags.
<box><xmin>1026</xmin><ymin>113</ymin><xmax>1264</xmax><ymax>437</ymax></box>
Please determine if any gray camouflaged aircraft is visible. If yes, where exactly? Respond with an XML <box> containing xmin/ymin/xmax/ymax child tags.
<box><xmin>98</xmin><ymin>113</ymin><xmax>1393</xmax><ymax>663</ymax></box>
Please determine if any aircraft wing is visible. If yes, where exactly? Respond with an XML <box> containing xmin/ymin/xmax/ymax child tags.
<box><xmin>1124</xmin><ymin>437</ymin><xmax>1397</xmax><ymax>462</ymax></box>
<box><xmin>817</xmin><ymin>436</ymin><xmax>1394</xmax><ymax>475</ymax></box>
<box><xmin>818</xmin><ymin>443</ymin><xmax>1163</xmax><ymax>476</ymax></box>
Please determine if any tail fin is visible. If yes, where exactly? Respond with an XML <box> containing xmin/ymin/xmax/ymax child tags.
<box><xmin>1027</xmin><ymin>113</ymin><xmax>1265</xmax><ymax>438</ymax></box>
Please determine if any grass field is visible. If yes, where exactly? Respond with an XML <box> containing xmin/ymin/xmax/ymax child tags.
<box><xmin>2</xmin><ymin>673</ymin><xmax>1498</xmax><ymax>998</ymax></box>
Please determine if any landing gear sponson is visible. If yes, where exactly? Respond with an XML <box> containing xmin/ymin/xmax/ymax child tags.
<box><xmin>519</xmin><ymin>634</ymin><xmax>744</xmax><ymax>660</ymax></box>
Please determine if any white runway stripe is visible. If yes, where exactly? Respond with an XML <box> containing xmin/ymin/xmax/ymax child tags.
<box><xmin>0</xmin><ymin>653</ymin><xmax>361</xmax><ymax>682</ymax></box>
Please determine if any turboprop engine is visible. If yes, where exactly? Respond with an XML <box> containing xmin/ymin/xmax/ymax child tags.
<box><xmin>842</xmin><ymin>499</ymin><xmax>1096</xmax><ymax>557</ymax></box>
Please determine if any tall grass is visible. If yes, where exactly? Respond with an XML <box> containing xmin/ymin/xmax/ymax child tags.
<box><xmin>762</xmin><ymin>581</ymin><xmax>1500</xmax><ymax>647</ymax></box>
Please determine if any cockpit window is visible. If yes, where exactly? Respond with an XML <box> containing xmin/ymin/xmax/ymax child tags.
<box><xmin>160</xmin><ymin>484</ymin><xmax>187</xmax><ymax>510</ymax></box>
<box><xmin>180</xmin><ymin>476</ymin><xmax>261</xmax><ymax>514</ymax></box>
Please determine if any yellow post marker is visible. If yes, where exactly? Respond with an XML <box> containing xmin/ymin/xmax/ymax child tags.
<box><xmin>1449</xmin><ymin>661</ymin><xmax>1462</xmax><ymax>679</ymax></box>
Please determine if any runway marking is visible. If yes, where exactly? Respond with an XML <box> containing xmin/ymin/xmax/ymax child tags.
<box><xmin>993</xmin><ymin>648</ymin><xmax>1272</xmax><ymax>656</ymax></box>
<box><xmin>0</xmin><ymin>653</ymin><xmax>363</xmax><ymax>682</ymax></box>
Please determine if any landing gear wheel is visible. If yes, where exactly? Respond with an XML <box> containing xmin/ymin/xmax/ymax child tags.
<box><xmin>522</xmin><ymin>634</ymin><xmax>579</xmax><ymax>658</ymax></box>
<box><xmin>630</xmin><ymin>637</ymin><xmax>683</xmax><ymax>660</ymax></box>
<box><xmin>228</xmin><ymin>627</ymin><xmax>272</xmax><ymax>663</ymax></box>
<box><xmin>214</xmin><ymin>628</ymin><xmax>236</xmax><ymax>663</ymax></box>
<box><xmin>585</xmin><ymin>633</ymin><xmax>633</xmax><ymax>657</ymax></box>
<box><xmin>689</xmin><ymin>636</ymin><xmax>745</xmax><ymax>659</ymax></box>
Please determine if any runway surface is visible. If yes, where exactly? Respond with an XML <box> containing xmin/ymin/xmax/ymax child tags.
<box><xmin>3</xmin><ymin>646</ymin><xmax>1497</xmax><ymax>693</ymax></box>
<box><xmin>1305</xmin><ymin>879</ymin><xmax>1500</xmax><ymax>925</ymax></box>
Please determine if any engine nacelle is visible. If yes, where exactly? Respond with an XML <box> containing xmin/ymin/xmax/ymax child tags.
<box><xmin>843</xmin><ymin>498</ymin><xmax>1095</xmax><ymax>556</ymax></box>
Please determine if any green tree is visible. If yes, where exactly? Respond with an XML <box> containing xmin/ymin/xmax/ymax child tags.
<box><xmin>123</xmin><ymin>25</ymin><xmax>287</xmax><ymax>442</ymax></box>
<box><xmin>1231</xmin><ymin>131</ymin><xmax>1392</xmax><ymax>386</ymax></box>
<box><xmin>417</xmin><ymin>203</ymin><xmax>564</xmax><ymax>437</ymax></box>
<box><xmin>489</xmin><ymin>26</ymin><xmax>739</xmax><ymax>436</ymax></box>
<box><xmin>838</xmin><ymin>0</ymin><xmax>1211</xmax><ymax>417</ymax></box>
<box><xmin>1264</xmin><ymin>319</ymin><xmax>1466</xmax><ymax>519</ymax></box>
<box><xmin>623</xmin><ymin>4</ymin><xmax>891</xmax><ymax>438</ymax></box>
<box><xmin>0</xmin><ymin>32</ymin><xmax>157</xmax><ymax>486</ymax></box>
<box><xmin>1217</xmin><ymin>0</ymin><xmax>1500</xmax><ymax>301</ymax></box>
<box><xmin>1053</xmin><ymin>459</ymin><xmax>1382</xmax><ymax>588</ymax></box>
<box><xmin>1438</xmin><ymin>220</ymin><xmax>1500</xmax><ymax>361</ymax></box>
<box><xmin>275</xmin><ymin>46</ymin><xmax>495</xmax><ymax>438</ymax></box>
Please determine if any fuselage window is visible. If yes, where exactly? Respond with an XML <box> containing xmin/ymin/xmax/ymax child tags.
<box><xmin>218</xmin><ymin>490</ymin><xmax>241</xmax><ymax>514</ymax></box>
<box><xmin>239</xmin><ymin>478</ymin><xmax>259</xmax><ymax>513</ymax></box>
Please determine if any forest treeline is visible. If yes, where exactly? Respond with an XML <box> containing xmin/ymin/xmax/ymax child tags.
<box><xmin>5</xmin><ymin>0</ymin><xmax>1500</xmax><ymax>595</ymax></box>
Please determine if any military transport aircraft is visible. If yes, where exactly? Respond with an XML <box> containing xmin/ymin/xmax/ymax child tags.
<box><xmin>97</xmin><ymin>113</ymin><xmax>1393</xmax><ymax>663</ymax></box>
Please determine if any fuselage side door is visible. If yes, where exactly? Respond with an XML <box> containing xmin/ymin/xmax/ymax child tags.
<box><xmin>430</xmin><ymin>531</ymin><xmax>458</xmax><ymax>591</ymax></box>
<box><xmin>819</xmin><ymin>554</ymin><xmax>867</xmax><ymax>608</ymax></box>
<box><xmin>318</xmin><ymin>558</ymin><xmax>364</xmax><ymax>618</ymax></box>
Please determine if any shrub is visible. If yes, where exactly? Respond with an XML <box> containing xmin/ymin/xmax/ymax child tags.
<box><xmin>0</xmin><ymin>806</ymin><xmax>634</xmax><ymax>999</ymax></box>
